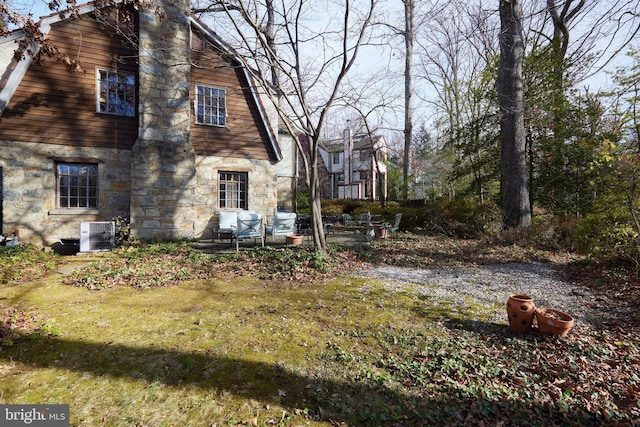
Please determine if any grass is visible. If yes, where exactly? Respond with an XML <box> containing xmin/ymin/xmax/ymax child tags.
<box><xmin>1</xmin><ymin>239</ymin><xmax>639</xmax><ymax>426</ymax></box>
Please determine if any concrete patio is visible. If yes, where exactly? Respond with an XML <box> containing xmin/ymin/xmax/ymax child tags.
<box><xmin>195</xmin><ymin>225</ymin><xmax>387</xmax><ymax>253</ymax></box>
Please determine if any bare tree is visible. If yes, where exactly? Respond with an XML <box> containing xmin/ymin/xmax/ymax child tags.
<box><xmin>401</xmin><ymin>0</ymin><xmax>414</xmax><ymax>200</ymax></box>
<box><xmin>498</xmin><ymin>0</ymin><xmax>531</xmax><ymax>228</ymax></box>
<box><xmin>535</xmin><ymin>1</ymin><xmax>640</xmax><ymax>83</ymax></box>
<box><xmin>370</xmin><ymin>0</ymin><xmax>421</xmax><ymax>201</ymax></box>
<box><xmin>201</xmin><ymin>0</ymin><xmax>377</xmax><ymax>253</ymax></box>
<box><xmin>413</xmin><ymin>1</ymin><xmax>499</xmax><ymax>200</ymax></box>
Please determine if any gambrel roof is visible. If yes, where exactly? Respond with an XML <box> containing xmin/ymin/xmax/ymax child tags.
<box><xmin>0</xmin><ymin>2</ymin><xmax>281</xmax><ymax>160</ymax></box>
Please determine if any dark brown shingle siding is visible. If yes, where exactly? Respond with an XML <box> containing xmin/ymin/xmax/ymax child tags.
<box><xmin>190</xmin><ymin>39</ymin><xmax>273</xmax><ymax>160</ymax></box>
<box><xmin>0</xmin><ymin>12</ymin><xmax>137</xmax><ymax>149</ymax></box>
<box><xmin>1</xmin><ymin>15</ymin><xmax>275</xmax><ymax>159</ymax></box>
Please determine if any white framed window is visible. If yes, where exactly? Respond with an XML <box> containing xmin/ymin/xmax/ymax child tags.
<box><xmin>195</xmin><ymin>84</ymin><xmax>226</xmax><ymax>126</ymax></box>
<box><xmin>332</xmin><ymin>152</ymin><xmax>340</xmax><ymax>164</ymax></box>
<box><xmin>218</xmin><ymin>172</ymin><xmax>247</xmax><ymax>209</ymax></box>
<box><xmin>96</xmin><ymin>69</ymin><xmax>135</xmax><ymax>117</ymax></box>
<box><xmin>57</xmin><ymin>163</ymin><xmax>99</xmax><ymax>209</ymax></box>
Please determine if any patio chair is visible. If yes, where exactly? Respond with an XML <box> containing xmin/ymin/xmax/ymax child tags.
<box><xmin>265</xmin><ymin>212</ymin><xmax>297</xmax><ymax>242</ymax></box>
<box><xmin>216</xmin><ymin>211</ymin><xmax>238</xmax><ymax>246</ymax></box>
<box><xmin>236</xmin><ymin>212</ymin><xmax>264</xmax><ymax>251</ymax></box>
<box><xmin>358</xmin><ymin>212</ymin><xmax>372</xmax><ymax>226</ymax></box>
<box><xmin>322</xmin><ymin>214</ymin><xmax>340</xmax><ymax>235</ymax></box>
<box><xmin>296</xmin><ymin>214</ymin><xmax>312</xmax><ymax>235</ymax></box>
<box><xmin>341</xmin><ymin>213</ymin><xmax>357</xmax><ymax>227</ymax></box>
<box><xmin>383</xmin><ymin>213</ymin><xmax>402</xmax><ymax>239</ymax></box>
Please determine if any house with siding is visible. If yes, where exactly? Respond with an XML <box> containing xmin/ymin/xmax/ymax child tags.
<box><xmin>0</xmin><ymin>0</ymin><xmax>296</xmax><ymax>246</ymax></box>
<box><xmin>318</xmin><ymin>124</ymin><xmax>388</xmax><ymax>200</ymax></box>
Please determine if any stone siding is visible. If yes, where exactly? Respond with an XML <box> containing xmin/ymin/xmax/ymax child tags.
<box><xmin>1</xmin><ymin>139</ymin><xmax>280</xmax><ymax>244</ymax></box>
<box><xmin>131</xmin><ymin>0</ymin><xmax>197</xmax><ymax>240</ymax></box>
<box><xmin>0</xmin><ymin>140</ymin><xmax>131</xmax><ymax>245</ymax></box>
<box><xmin>195</xmin><ymin>156</ymin><xmax>278</xmax><ymax>239</ymax></box>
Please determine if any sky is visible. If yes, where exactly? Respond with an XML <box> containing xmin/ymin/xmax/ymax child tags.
<box><xmin>6</xmin><ymin>0</ymin><xmax>636</xmax><ymax>148</ymax></box>
<box><xmin>6</xmin><ymin>0</ymin><xmax>50</xmax><ymax>20</ymax></box>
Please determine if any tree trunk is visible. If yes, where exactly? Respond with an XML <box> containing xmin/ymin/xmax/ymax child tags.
<box><xmin>265</xmin><ymin>0</ymin><xmax>279</xmax><ymax>87</ymax></box>
<box><xmin>308</xmin><ymin>138</ymin><xmax>327</xmax><ymax>252</ymax></box>
<box><xmin>402</xmin><ymin>0</ymin><xmax>414</xmax><ymax>200</ymax></box>
<box><xmin>498</xmin><ymin>0</ymin><xmax>531</xmax><ymax>228</ymax></box>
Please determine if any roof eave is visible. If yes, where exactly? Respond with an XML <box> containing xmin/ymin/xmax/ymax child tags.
<box><xmin>0</xmin><ymin>2</ymin><xmax>112</xmax><ymax>116</ymax></box>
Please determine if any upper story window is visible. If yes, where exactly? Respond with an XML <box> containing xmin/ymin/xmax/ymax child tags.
<box><xmin>332</xmin><ymin>152</ymin><xmax>340</xmax><ymax>164</ymax></box>
<box><xmin>195</xmin><ymin>84</ymin><xmax>226</xmax><ymax>126</ymax></box>
<box><xmin>97</xmin><ymin>69</ymin><xmax>136</xmax><ymax>117</ymax></box>
<box><xmin>57</xmin><ymin>163</ymin><xmax>99</xmax><ymax>209</ymax></box>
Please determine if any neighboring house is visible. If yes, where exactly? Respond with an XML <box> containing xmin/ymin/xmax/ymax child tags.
<box><xmin>0</xmin><ymin>0</ymin><xmax>296</xmax><ymax>245</ymax></box>
<box><xmin>318</xmin><ymin>124</ymin><xmax>388</xmax><ymax>200</ymax></box>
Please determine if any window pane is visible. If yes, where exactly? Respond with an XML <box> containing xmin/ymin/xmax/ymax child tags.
<box><xmin>218</xmin><ymin>172</ymin><xmax>248</xmax><ymax>209</ymax></box>
<box><xmin>97</xmin><ymin>69</ymin><xmax>135</xmax><ymax>117</ymax></box>
<box><xmin>195</xmin><ymin>84</ymin><xmax>226</xmax><ymax>126</ymax></box>
<box><xmin>57</xmin><ymin>163</ymin><xmax>98</xmax><ymax>209</ymax></box>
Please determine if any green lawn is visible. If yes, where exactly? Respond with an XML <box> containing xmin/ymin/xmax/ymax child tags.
<box><xmin>1</xmin><ymin>240</ymin><xmax>638</xmax><ymax>426</ymax></box>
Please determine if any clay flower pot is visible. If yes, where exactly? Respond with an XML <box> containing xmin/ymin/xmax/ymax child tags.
<box><xmin>375</xmin><ymin>226</ymin><xmax>388</xmax><ymax>238</ymax></box>
<box><xmin>286</xmin><ymin>234</ymin><xmax>303</xmax><ymax>245</ymax></box>
<box><xmin>506</xmin><ymin>294</ymin><xmax>536</xmax><ymax>333</ymax></box>
<box><xmin>535</xmin><ymin>307</ymin><xmax>574</xmax><ymax>337</ymax></box>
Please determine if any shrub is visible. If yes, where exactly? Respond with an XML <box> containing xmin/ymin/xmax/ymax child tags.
<box><xmin>112</xmin><ymin>215</ymin><xmax>135</xmax><ymax>247</ymax></box>
<box><xmin>319</xmin><ymin>197</ymin><xmax>503</xmax><ymax>238</ymax></box>
<box><xmin>423</xmin><ymin>198</ymin><xmax>501</xmax><ymax>239</ymax></box>
<box><xmin>495</xmin><ymin>215</ymin><xmax>579</xmax><ymax>252</ymax></box>
<box><xmin>576</xmin><ymin>212</ymin><xmax>640</xmax><ymax>268</ymax></box>
<box><xmin>581</xmin><ymin>142</ymin><xmax>640</xmax><ymax>269</ymax></box>
<box><xmin>297</xmin><ymin>191</ymin><xmax>310</xmax><ymax>213</ymax></box>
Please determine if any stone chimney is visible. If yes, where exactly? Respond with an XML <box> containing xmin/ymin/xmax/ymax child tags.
<box><xmin>130</xmin><ymin>0</ymin><xmax>197</xmax><ymax>240</ymax></box>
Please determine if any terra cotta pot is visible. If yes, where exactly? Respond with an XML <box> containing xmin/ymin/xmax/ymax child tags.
<box><xmin>375</xmin><ymin>226</ymin><xmax>388</xmax><ymax>238</ymax></box>
<box><xmin>286</xmin><ymin>234</ymin><xmax>303</xmax><ymax>245</ymax></box>
<box><xmin>535</xmin><ymin>307</ymin><xmax>574</xmax><ymax>337</ymax></box>
<box><xmin>506</xmin><ymin>294</ymin><xmax>536</xmax><ymax>333</ymax></box>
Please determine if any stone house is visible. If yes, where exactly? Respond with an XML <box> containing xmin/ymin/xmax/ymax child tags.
<box><xmin>0</xmin><ymin>0</ymin><xmax>296</xmax><ymax>246</ymax></box>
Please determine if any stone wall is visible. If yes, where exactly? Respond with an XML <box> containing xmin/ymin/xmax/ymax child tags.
<box><xmin>130</xmin><ymin>0</ymin><xmax>197</xmax><ymax>240</ymax></box>
<box><xmin>275</xmin><ymin>131</ymin><xmax>297</xmax><ymax>212</ymax></box>
<box><xmin>195</xmin><ymin>155</ymin><xmax>279</xmax><ymax>239</ymax></box>
<box><xmin>0</xmin><ymin>140</ymin><xmax>131</xmax><ymax>245</ymax></box>
<box><xmin>0</xmin><ymin>138</ymin><xmax>281</xmax><ymax>244</ymax></box>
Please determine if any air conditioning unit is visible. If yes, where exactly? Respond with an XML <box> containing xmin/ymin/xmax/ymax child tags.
<box><xmin>80</xmin><ymin>221</ymin><xmax>115</xmax><ymax>252</ymax></box>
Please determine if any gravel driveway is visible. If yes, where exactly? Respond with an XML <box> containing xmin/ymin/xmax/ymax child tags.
<box><xmin>354</xmin><ymin>262</ymin><xmax>598</xmax><ymax>329</ymax></box>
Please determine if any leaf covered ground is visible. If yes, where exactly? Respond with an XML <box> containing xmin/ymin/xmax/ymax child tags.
<box><xmin>1</xmin><ymin>238</ymin><xmax>639</xmax><ymax>426</ymax></box>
